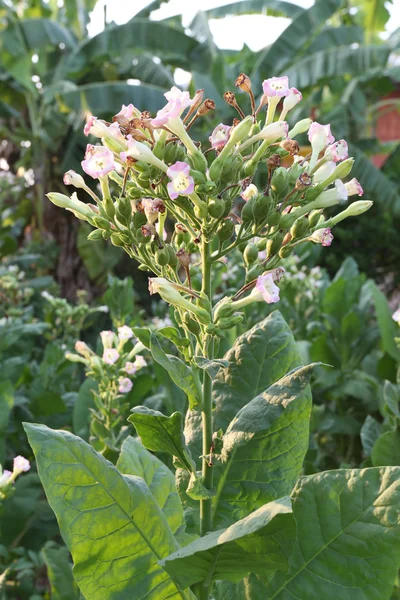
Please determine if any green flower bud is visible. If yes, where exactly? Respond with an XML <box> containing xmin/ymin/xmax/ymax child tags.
<box><xmin>244</xmin><ymin>243</ymin><xmax>259</xmax><ymax>265</ymax></box>
<box><xmin>149</xmin><ymin>277</ymin><xmax>210</xmax><ymax>324</ymax></box>
<box><xmin>102</xmin><ymin>230</ymin><xmax>112</xmax><ymax>240</ymax></box>
<box><xmin>241</xmin><ymin>196</ymin><xmax>256</xmax><ymax>224</ymax></box>
<box><xmin>214</xmin><ymin>298</ymin><xmax>234</xmax><ymax>321</ymax></box>
<box><xmin>245</xmin><ymin>263</ymin><xmax>264</xmax><ymax>283</ymax></box>
<box><xmin>267</xmin><ymin>210</ymin><xmax>281</xmax><ymax>227</ymax></box>
<box><xmin>87</xmin><ymin>229</ymin><xmax>104</xmax><ymax>241</ymax></box>
<box><xmin>217</xmin><ymin>219</ymin><xmax>234</xmax><ymax>242</ymax></box>
<box><xmin>270</xmin><ymin>167</ymin><xmax>289</xmax><ymax>198</ymax></box>
<box><xmin>166</xmin><ymin>244</ymin><xmax>178</xmax><ymax>268</ymax></box>
<box><xmin>189</xmin><ymin>151</ymin><xmax>208</xmax><ymax>173</ymax></box>
<box><xmin>288</xmin><ymin>118</ymin><xmax>312</xmax><ymax>138</ymax></box>
<box><xmin>116</xmin><ymin>196</ymin><xmax>133</xmax><ymax>225</ymax></box>
<box><xmin>218</xmin><ymin>313</ymin><xmax>245</xmax><ymax>330</ymax></box>
<box><xmin>93</xmin><ymin>216</ymin><xmax>112</xmax><ymax>230</ymax></box>
<box><xmin>103</xmin><ymin>195</ymin><xmax>115</xmax><ymax>220</ymax></box>
<box><xmin>209</xmin><ymin>158</ymin><xmax>224</xmax><ymax>182</ymax></box>
<box><xmin>308</xmin><ymin>210</ymin><xmax>322</xmax><ymax>228</ymax></box>
<box><xmin>182</xmin><ymin>312</ymin><xmax>200</xmax><ymax>335</ymax></box>
<box><xmin>253</xmin><ymin>195</ymin><xmax>272</xmax><ymax>221</ymax></box>
<box><xmin>266</xmin><ymin>232</ymin><xmax>284</xmax><ymax>258</ymax></box>
<box><xmin>127</xmin><ymin>186</ymin><xmax>145</xmax><ymax>199</ymax></box>
<box><xmin>279</xmin><ymin>211</ymin><xmax>298</xmax><ymax>230</ymax></box>
<box><xmin>208</xmin><ymin>197</ymin><xmax>225</xmax><ymax>219</ymax></box>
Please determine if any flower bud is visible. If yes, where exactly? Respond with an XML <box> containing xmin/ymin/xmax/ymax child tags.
<box><xmin>208</xmin><ymin>197</ymin><xmax>225</xmax><ymax>219</ymax></box>
<box><xmin>87</xmin><ymin>229</ymin><xmax>104</xmax><ymax>241</ymax></box>
<box><xmin>217</xmin><ymin>219</ymin><xmax>235</xmax><ymax>242</ymax></box>
<box><xmin>308</xmin><ymin>227</ymin><xmax>334</xmax><ymax>247</ymax></box>
<box><xmin>63</xmin><ymin>170</ymin><xmax>86</xmax><ymax>188</ymax></box>
<box><xmin>244</xmin><ymin>243</ymin><xmax>258</xmax><ymax>265</ymax></box>
<box><xmin>270</xmin><ymin>167</ymin><xmax>289</xmax><ymax>197</ymax></box>
<box><xmin>326</xmin><ymin>200</ymin><xmax>373</xmax><ymax>225</ymax></box>
<box><xmin>47</xmin><ymin>192</ymin><xmax>94</xmax><ymax>222</ymax></box>
<box><xmin>290</xmin><ymin>216</ymin><xmax>309</xmax><ymax>239</ymax></box>
<box><xmin>149</xmin><ymin>278</ymin><xmax>210</xmax><ymax>324</ymax></box>
<box><xmin>288</xmin><ymin>118</ymin><xmax>312</xmax><ymax>138</ymax></box>
<box><xmin>156</xmin><ymin>247</ymin><xmax>169</xmax><ymax>266</ymax></box>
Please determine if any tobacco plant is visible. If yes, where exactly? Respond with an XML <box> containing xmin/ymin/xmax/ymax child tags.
<box><xmin>23</xmin><ymin>75</ymin><xmax>400</xmax><ymax>599</ymax></box>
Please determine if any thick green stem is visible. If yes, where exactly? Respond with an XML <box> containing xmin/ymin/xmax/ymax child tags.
<box><xmin>199</xmin><ymin>237</ymin><xmax>214</xmax><ymax>598</ymax></box>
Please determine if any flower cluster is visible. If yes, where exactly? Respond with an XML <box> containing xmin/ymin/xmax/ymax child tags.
<box><xmin>0</xmin><ymin>456</ymin><xmax>30</xmax><ymax>500</ymax></box>
<box><xmin>48</xmin><ymin>73</ymin><xmax>372</xmax><ymax>338</ymax></box>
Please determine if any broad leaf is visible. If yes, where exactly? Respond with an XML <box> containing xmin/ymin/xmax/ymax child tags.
<box><xmin>117</xmin><ymin>436</ymin><xmax>192</xmax><ymax>544</ymax></box>
<box><xmin>360</xmin><ymin>415</ymin><xmax>381</xmax><ymax>456</ymax></box>
<box><xmin>128</xmin><ymin>407</ymin><xmax>195</xmax><ymax>473</ymax></box>
<box><xmin>1</xmin><ymin>18</ymin><xmax>76</xmax><ymax>56</ymax></box>
<box><xmin>42</xmin><ymin>543</ymin><xmax>80</xmax><ymax>600</ymax></box>
<box><xmin>367</xmin><ymin>280</ymin><xmax>400</xmax><ymax>361</ymax></box>
<box><xmin>24</xmin><ymin>423</ymin><xmax>191</xmax><ymax>600</ymax></box>
<box><xmin>372</xmin><ymin>431</ymin><xmax>400</xmax><ymax>466</ymax></box>
<box><xmin>253</xmin><ymin>0</ymin><xmax>342</xmax><ymax>76</ymax></box>
<box><xmin>212</xmin><ymin>364</ymin><xmax>314</xmax><ymax>528</ymax></box>
<box><xmin>160</xmin><ymin>497</ymin><xmax>295</xmax><ymax>589</ymax></box>
<box><xmin>283</xmin><ymin>45</ymin><xmax>390</xmax><ymax>90</ymax></box>
<box><xmin>200</xmin><ymin>0</ymin><xmax>304</xmax><ymax>19</ymax></box>
<box><xmin>269</xmin><ymin>467</ymin><xmax>400</xmax><ymax>599</ymax></box>
<box><xmin>306</xmin><ymin>25</ymin><xmax>364</xmax><ymax>54</ymax></box>
<box><xmin>150</xmin><ymin>334</ymin><xmax>201</xmax><ymax>409</ymax></box>
<box><xmin>185</xmin><ymin>311</ymin><xmax>302</xmax><ymax>463</ymax></box>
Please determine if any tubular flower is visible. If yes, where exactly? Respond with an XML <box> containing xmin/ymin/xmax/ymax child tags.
<box><xmin>63</xmin><ymin>170</ymin><xmax>86</xmax><ymax>188</ymax></box>
<box><xmin>84</xmin><ymin>117</ymin><xmax>125</xmax><ymax>145</ymax></box>
<box><xmin>209</xmin><ymin>123</ymin><xmax>231</xmax><ymax>150</ymax></box>
<box><xmin>250</xmin><ymin>274</ymin><xmax>280</xmax><ymax>304</ymax></box>
<box><xmin>118</xmin><ymin>377</ymin><xmax>133</xmax><ymax>394</ymax></box>
<box><xmin>262</xmin><ymin>76</ymin><xmax>290</xmax><ymax>98</ymax></box>
<box><xmin>281</xmin><ymin>88</ymin><xmax>302</xmax><ymax>120</ymax></box>
<box><xmin>313</xmin><ymin>161</ymin><xmax>336</xmax><ymax>183</ymax></box>
<box><xmin>120</xmin><ymin>136</ymin><xmax>167</xmax><ymax>172</ymax></box>
<box><xmin>133</xmin><ymin>355</ymin><xmax>147</xmax><ymax>370</ymax></box>
<box><xmin>151</xmin><ymin>86</ymin><xmax>192</xmax><ymax>127</ymax></box>
<box><xmin>259</xmin><ymin>121</ymin><xmax>289</xmax><ymax>141</ymax></box>
<box><xmin>114</xmin><ymin>104</ymin><xmax>138</xmax><ymax>121</ymax></box>
<box><xmin>345</xmin><ymin>178</ymin><xmax>364</xmax><ymax>196</ymax></box>
<box><xmin>125</xmin><ymin>362</ymin><xmax>136</xmax><ymax>375</ymax></box>
<box><xmin>309</xmin><ymin>228</ymin><xmax>334</xmax><ymax>247</ymax></box>
<box><xmin>149</xmin><ymin>277</ymin><xmax>210</xmax><ymax>324</ymax></box>
<box><xmin>117</xmin><ymin>325</ymin><xmax>134</xmax><ymax>342</ymax></box>
<box><xmin>100</xmin><ymin>330</ymin><xmax>115</xmax><ymax>350</ymax></box>
<box><xmin>0</xmin><ymin>470</ymin><xmax>11</xmax><ymax>488</ymax></box>
<box><xmin>13</xmin><ymin>456</ymin><xmax>31</xmax><ymax>474</ymax></box>
<box><xmin>81</xmin><ymin>145</ymin><xmax>115</xmax><ymax>179</ymax></box>
<box><xmin>103</xmin><ymin>348</ymin><xmax>120</xmax><ymax>365</ymax></box>
<box><xmin>167</xmin><ymin>162</ymin><xmax>195</xmax><ymax>200</ymax></box>
<box><xmin>308</xmin><ymin>122</ymin><xmax>335</xmax><ymax>170</ymax></box>
<box><xmin>324</xmin><ymin>139</ymin><xmax>348</xmax><ymax>163</ymax></box>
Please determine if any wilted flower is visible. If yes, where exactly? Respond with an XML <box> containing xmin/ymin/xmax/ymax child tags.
<box><xmin>345</xmin><ymin>178</ymin><xmax>364</xmax><ymax>196</ymax></box>
<box><xmin>151</xmin><ymin>86</ymin><xmax>192</xmax><ymax>127</ymax></box>
<box><xmin>167</xmin><ymin>162</ymin><xmax>195</xmax><ymax>200</ymax></box>
<box><xmin>13</xmin><ymin>456</ymin><xmax>30</xmax><ymax>474</ymax></box>
<box><xmin>118</xmin><ymin>325</ymin><xmax>134</xmax><ymax>341</ymax></box>
<box><xmin>241</xmin><ymin>184</ymin><xmax>258</xmax><ymax>201</ymax></box>
<box><xmin>141</xmin><ymin>198</ymin><xmax>165</xmax><ymax>224</ymax></box>
<box><xmin>324</xmin><ymin>140</ymin><xmax>348</xmax><ymax>163</ymax></box>
<box><xmin>103</xmin><ymin>348</ymin><xmax>119</xmax><ymax>365</ymax></box>
<box><xmin>81</xmin><ymin>145</ymin><xmax>115</xmax><ymax>179</ymax></box>
<box><xmin>309</xmin><ymin>228</ymin><xmax>334</xmax><ymax>247</ymax></box>
<box><xmin>392</xmin><ymin>308</ymin><xmax>400</xmax><ymax>325</ymax></box>
<box><xmin>250</xmin><ymin>274</ymin><xmax>280</xmax><ymax>304</ymax></box>
<box><xmin>118</xmin><ymin>377</ymin><xmax>133</xmax><ymax>394</ymax></box>
<box><xmin>209</xmin><ymin>124</ymin><xmax>231</xmax><ymax>150</ymax></box>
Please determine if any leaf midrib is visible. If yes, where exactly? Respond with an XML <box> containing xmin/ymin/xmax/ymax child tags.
<box><xmin>269</xmin><ymin>483</ymin><xmax>387</xmax><ymax>598</ymax></box>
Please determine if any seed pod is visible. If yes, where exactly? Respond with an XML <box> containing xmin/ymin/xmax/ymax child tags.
<box><xmin>182</xmin><ymin>312</ymin><xmax>200</xmax><ymax>335</ymax></box>
<box><xmin>156</xmin><ymin>247</ymin><xmax>169</xmax><ymax>266</ymax></box>
<box><xmin>279</xmin><ymin>245</ymin><xmax>293</xmax><ymax>258</ymax></box>
<box><xmin>189</xmin><ymin>151</ymin><xmax>208</xmax><ymax>173</ymax></box>
<box><xmin>266</xmin><ymin>210</ymin><xmax>281</xmax><ymax>227</ymax></box>
<box><xmin>93</xmin><ymin>216</ymin><xmax>111</xmax><ymax>230</ymax></box>
<box><xmin>221</xmin><ymin>197</ymin><xmax>233</xmax><ymax>218</ymax></box>
<box><xmin>209</xmin><ymin>158</ymin><xmax>224</xmax><ymax>181</ymax></box>
<box><xmin>308</xmin><ymin>209</ymin><xmax>322</xmax><ymax>228</ymax></box>
<box><xmin>204</xmin><ymin>181</ymin><xmax>217</xmax><ymax>195</ymax></box>
<box><xmin>208</xmin><ymin>197</ymin><xmax>225</xmax><ymax>219</ymax></box>
<box><xmin>87</xmin><ymin>229</ymin><xmax>103</xmax><ymax>241</ymax></box>
<box><xmin>217</xmin><ymin>219</ymin><xmax>235</xmax><ymax>242</ymax></box>
<box><xmin>266</xmin><ymin>232</ymin><xmax>284</xmax><ymax>258</ymax></box>
<box><xmin>270</xmin><ymin>167</ymin><xmax>289</xmax><ymax>198</ymax></box>
<box><xmin>218</xmin><ymin>313</ymin><xmax>245</xmax><ymax>330</ymax></box>
<box><xmin>110</xmin><ymin>233</ymin><xmax>125</xmax><ymax>247</ymax></box>
<box><xmin>290</xmin><ymin>215</ymin><xmax>309</xmax><ymax>239</ymax></box>
<box><xmin>245</xmin><ymin>263</ymin><xmax>264</xmax><ymax>283</ymax></box>
<box><xmin>241</xmin><ymin>196</ymin><xmax>256</xmax><ymax>224</ymax></box>
<box><xmin>116</xmin><ymin>196</ymin><xmax>132</xmax><ymax>226</ymax></box>
<box><xmin>166</xmin><ymin>244</ymin><xmax>178</xmax><ymax>268</ymax></box>
<box><xmin>253</xmin><ymin>195</ymin><xmax>272</xmax><ymax>221</ymax></box>
<box><xmin>243</xmin><ymin>243</ymin><xmax>258</xmax><ymax>266</ymax></box>
<box><xmin>133</xmin><ymin>211</ymin><xmax>147</xmax><ymax>228</ymax></box>
<box><xmin>279</xmin><ymin>211</ymin><xmax>298</xmax><ymax>230</ymax></box>
<box><xmin>127</xmin><ymin>186</ymin><xmax>145</xmax><ymax>199</ymax></box>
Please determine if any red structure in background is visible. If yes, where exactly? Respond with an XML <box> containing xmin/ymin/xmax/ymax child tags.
<box><xmin>373</xmin><ymin>90</ymin><xmax>400</xmax><ymax>168</ymax></box>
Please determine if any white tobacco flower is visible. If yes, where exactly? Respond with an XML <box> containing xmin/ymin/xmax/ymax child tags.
<box><xmin>117</xmin><ymin>325</ymin><xmax>134</xmax><ymax>342</ymax></box>
<box><xmin>13</xmin><ymin>456</ymin><xmax>30</xmax><ymax>474</ymax></box>
<box><xmin>118</xmin><ymin>377</ymin><xmax>133</xmax><ymax>394</ymax></box>
<box><xmin>103</xmin><ymin>348</ymin><xmax>119</xmax><ymax>365</ymax></box>
<box><xmin>392</xmin><ymin>308</ymin><xmax>400</xmax><ymax>325</ymax></box>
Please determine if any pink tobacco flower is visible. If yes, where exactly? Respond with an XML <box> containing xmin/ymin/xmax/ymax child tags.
<box><xmin>117</xmin><ymin>325</ymin><xmax>134</xmax><ymax>342</ymax></box>
<box><xmin>151</xmin><ymin>86</ymin><xmax>193</xmax><ymax>127</ymax></box>
<box><xmin>262</xmin><ymin>76</ymin><xmax>290</xmax><ymax>98</ymax></box>
<box><xmin>124</xmin><ymin>361</ymin><xmax>136</xmax><ymax>375</ymax></box>
<box><xmin>118</xmin><ymin>377</ymin><xmax>133</xmax><ymax>394</ymax></box>
<box><xmin>345</xmin><ymin>178</ymin><xmax>364</xmax><ymax>196</ymax></box>
<box><xmin>0</xmin><ymin>470</ymin><xmax>11</xmax><ymax>488</ymax></box>
<box><xmin>251</xmin><ymin>274</ymin><xmax>280</xmax><ymax>304</ymax></box>
<box><xmin>103</xmin><ymin>348</ymin><xmax>120</xmax><ymax>365</ymax></box>
<box><xmin>167</xmin><ymin>161</ymin><xmax>195</xmax><ymax>200</ymax></box>
<box><xmin>63</xmin><ymin>170</ymin><xmax>85</xmax><ymax>188</ymax></box>
<box><xmin>310</xmin><ymin>228</ymin><xmax>334</xmax><ymax>247</ymax></box>
<box><xmin>281</xmin><ymin>88</ymin><xmax>302</xmax><ymax>118</ymax></box>
<box><xmin>209</xmin><ymin>123</ymin><xmax>231</xmax><ymax>150</ymax></box>
<box><xmin>114</xmin><ymin>104</ymin><xmax>137</xmax><ymax>121</ymax></box>
<box><xmin>308</xmin><ymin>122</ymin><xmax>335</xmax><ymax>147</ymax></box>
<box><xmin>325</xmin><ymin>139</ymin><xmax>348</xmax><ymax>163</ymax></box>
<box><xmin>13</xmin><ymin>456</ymin><xmax>30</xmax><ymax>474</ymax></box>
<box><xmin>81</xmin><ymin>145</ymin><xmax>114</xmax><ymax>179</ymax></box>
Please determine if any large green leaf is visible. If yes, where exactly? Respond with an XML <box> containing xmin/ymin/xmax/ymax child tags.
<box><xmin>200</xmin><ymin>0</ymin><xmax>304</xmax><ymax>19</ymax></box>
<box><xmin>212</xmin><ymin>364</ymin><xmax>314</xmax><ymax>528</ymax></box>
<box><xmin>117</xmin><ymin>436</ymin><xmax>190</xmax><ymax>543</ymax></box>
<box><xmin>253</xmin><ymin>0</ymin><xmax>342</xmax><ymax>77</ymax></box>
<box><xmin>42</xmin><ymin>543</ymin><xmax>80</xmax><ymax>600</ymax></box>
<box><xmin>66</xmin><ymin>20</ymin><xmax>211</xmax><ymax>77</ymax></box>
<box><xmin>24</xmin><ymin>423</ymin><xmax>191</xmax><ymax>600</ymax></box>
<box><xmin>366</xmin><ymin>280</ymin><xmax>400</xmax><ymax>361</ymax></box>
<box><xmin>283</xmin><ymin>45</ymin><xmax>390</xmax><ymax>90</ymax></box>
<box><xmin>185</xmin><ymin>311</ymin><xmax>302</xmax><ymax>463</ymax></box>
<box><xmin>1</xmin><ymin>18</ymin><xmax>76</xmax><ymax>56</ymax></box>
<box><xmin>61</xmin><ymin>82</ymin><xmax>167</xmax><ymax>116</ymax></box>
<box><xmin>306</xmin><ymin>25</ymin><xmax>364</xmax><ymax>54</ymax></box>
<box><xmin>160</xmin><ymin>497</ymin><xmax>295</xmax><ymax>589</ymax></box>
<box><xmin>372</xmin><ymin>431</ymin><xmax>400</xmax><ymax>466</ymax></box>
<box><xmin>128</xmin><ymin>407</ymin><xmax>195</xmax><ymax>473</ymax></box>
<box><xmin>269</xmin><ymin>467</ymin><xmax>400</xmax><ymax>599</ymax></box>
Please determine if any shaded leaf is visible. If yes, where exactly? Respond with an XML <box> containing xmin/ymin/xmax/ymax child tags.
<box><xmin>360</xmin><ymin>415</ymin><xmax>381</xmax><ymax>455</ymax></box>
<box><xmin>367</xmin><ymin>280</ymin><xmax>400</xmax><ymax>361</ymax></box>
<box><xmin>160</xmin><ymin>498</ymin><xmax>295</xmax><ymax>589</ymax></box>
<box><xmin>200</xmin><ymin>0</ymin><xmax>304</xmax><ymax>19</ymax></box>
<box><xmin>42</xmin><ymin>543</ymin><xmax>80</xmax><ymax>600</ymax></box>
<box><xmin>372</xmin><ymin>431</ymin><xmax>400</xmax><ymax>466</ymax></box>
